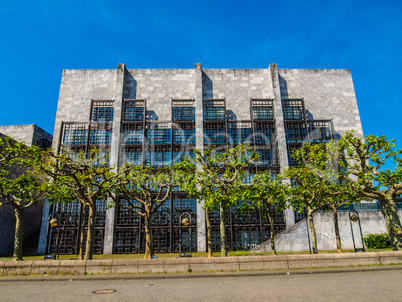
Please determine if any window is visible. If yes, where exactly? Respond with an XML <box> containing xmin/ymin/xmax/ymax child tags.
<box><xmin>123</xmin><ymin>100</ymin><xmax>145</xmax><ymax>121</ymax></box>
<box><xmin>253</xmin><ymin>106</ymin><xmax>273</xmax><ymax>120</ymax></box>
<box><xmin>147</xmin><ymin>128</ymin><xmax>171</xmax><ymax>144</ymax></box>
<box><xmin>123</xmin><ymin>128</ymin><xmax>143</xmax><ymax>144</ymax></box>
<box><xmin>203</xmin><ymin>100</ymin><xmax>225</xmax><ymax>120</ymax></box>
<box><xmin>282</xmin><ymin>99</ymin><xmax>304</xmax><ymax>120</ymax></box>
<box><xmin>90</xmin><ymin>129</ymin><xmax>112</xmax><ymax>145</ymax></box>
<box><xmin>173</xmin><ymin>107</ymin><xmax>195</xmax><ymax>121</ymax></box>
<box><xmin>91</xmin><ymin>101</ymin><xmax>114</xmax><ymax>122</ymax></box>
<box><xmin>285</xmin><ymin>123</ymin><xmax>307</xmax><ymax>143</ymax></box>
<box><xmin>227</xmin><ymin>127</ymin><xmax>252</xmax><ymax>144</ymax></box>
<box><xmin>121</xmin><ymin>147</ymin><xmax>143</xmax><ymax>165</ymax></box>
<box><xmin>173</xmin><ymin>128</ymin><xmax>195</xmax><ymax>144</ymax></box>
<box><xmin>62</xmin><ymin>124</ymin><xmax>88</xmax><ymax>145</ymax></box>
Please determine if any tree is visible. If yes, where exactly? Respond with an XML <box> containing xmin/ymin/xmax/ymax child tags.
<box><xmin>179</xmin><ymin>144</ymin><xmax>258</xmax><ymax>257</ymax></box>
<box><xmin>289</xmin><ymin>142</ymin><xmax>363</xmax><ymax>253</ymax></box>
<box><xmin>40</xmin><ymin>148</ymin><xmax>123</xmax><ymax>260</ymax></box>
<box><xmin>109</xmin><ymin>165</ymin><xmax>175</xmax><ymax>259</ymax></box>
<box><xmin>241</xmin><ymin>171</ymin><xmax>289</xmax><ymax>255</ymax></box>
<box><xmin>0</xmin><ymin>135</ymin><xmax>43</xmax><ymax>261</ymax></box>
<box><xmin>284</xmin><ymin>165</ymin><xmax>326</xmax><ymax>254</ymax></box>
<box><xmin>338</xmin><ymin>131</ymin><xmax>402</xmax><ymax>250</ymax></box>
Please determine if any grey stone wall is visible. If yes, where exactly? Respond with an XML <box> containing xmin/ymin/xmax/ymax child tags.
<box><xmin>0</xmin><ymin>125</ymin><xmax>52</xmax><ymax>147</ymax></box>
<box><xmin>0</xmin><ymin>125</ymin><xmax>36</xmax><ymax>145</ymax></box>
<box><xmin>202</xmin><ymin>68</ymin><xmax>274</xmax><ymax>120</ymax></box>
<box><xmin>125</xmin><ymin>68</ymin><xmax>195</xmax><ymax>121</ymax></box>
<box><xmin>278</xmin><ymin>69</ymin><xmax>363</xmax><ymax>137</ymax></box>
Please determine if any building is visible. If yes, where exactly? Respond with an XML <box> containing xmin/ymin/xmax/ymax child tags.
<box><xmin>0</xmin><ymin>125</ymin><xmax>52</xmax><ymax>149</ymax></box>
<box><xmin>0</xmin><ymin>125</ymin><xmax>52</xmax><ymax>256</ymax></box>
<box><xmin>41</xmin><ymin>63</ymin><xmax>363</xmax><ymax>255</ymax></box>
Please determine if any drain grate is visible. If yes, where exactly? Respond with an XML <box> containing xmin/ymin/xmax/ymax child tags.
<box><xmin>93</xmin><ymin>289</ymin><xmax>117</xmax><ymax>294</ymax></box>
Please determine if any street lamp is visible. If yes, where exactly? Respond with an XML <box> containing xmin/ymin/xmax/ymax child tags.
<box><xmin>179</xmin><ymin>212</ymin><xmax>192</xmax><ymax>258</ymax></box>
<box><xmin>349</xmin><ymin>210</ymin><xmax>365</xmax><ymax>252</ymax></box>
<box><xmin>44</xmin><ymin>213</ymin><xmax>60</xmax><ymax>260</ymax></box>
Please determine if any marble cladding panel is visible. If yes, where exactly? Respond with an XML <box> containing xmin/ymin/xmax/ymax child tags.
<box><xmin>125</xmin><ymin>69</ymin><xmax>196</xmax><ymax>121</ymax></box>
<box><xmin>202</xmin><ymin>69</ymin><xmax>274</xmax><ymax>121</ymax></box>
<box><xmin>278</xmin><ymin>69</ymin><xmax>363</xmax><ymax>137</ymax></box>
<box><xmin>0</xmin><ymin>125</ymin><xmax>35</xmax><ymax>145</ymax></box>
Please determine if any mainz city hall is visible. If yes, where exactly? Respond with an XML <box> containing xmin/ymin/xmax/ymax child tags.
<box><xmin>40</xmin><ymin>63</ymin><xmax>363</xmax><ymax>255</ymax></box>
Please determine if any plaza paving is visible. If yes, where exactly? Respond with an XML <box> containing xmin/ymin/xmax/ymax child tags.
<box><xmin>0</xmin><ymin>267</ymin><xmax>401</xmax><ymax>301</ymax></box>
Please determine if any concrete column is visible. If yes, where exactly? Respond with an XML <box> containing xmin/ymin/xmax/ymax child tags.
<box><xmin>103</xmin><ymin>63</ymin><xmax>126</xmax><ymax>254</ymax></box>
<box><xmin>194</xmin><ymin>63</ymin><xmax>206</xmax><ymax>252</ymax></box>
<box><xmin>37</xmin><ymin>198</ymin><xmax>51</xmax><ymax>254</ymax></box>
<box><xmin>269</xmin><ymin>64</ymin><xmax>295</xmax><ymax>228</ymax></box>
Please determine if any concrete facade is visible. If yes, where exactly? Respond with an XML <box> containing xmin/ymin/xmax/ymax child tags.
<box><xmin>0</xmin><ymin>126</ymin><xmax>52</xmax><ymax>256</ymax></box>
<box><xmin>252</xmin><ymin>210</ymin><xmax>402</xmax><ymax>253</ymax></box>
<box><xmin>46</xmin><ymin>63</ymin><xmax>363</xmax><ymax>255</ymax></box>
<box><xmin>0</xmin><ymin>125</ymin><xmax>52</xmax><ymax>148</ymax></box>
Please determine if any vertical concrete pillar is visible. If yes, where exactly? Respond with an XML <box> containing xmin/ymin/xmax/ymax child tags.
<box><xmin>269</xmin><ymin>64</ymin><xmax>295</xmax><ymax>228</ymax></box>
<box><xmin>194</xmin><ymin>63</ymin><xmax>206</xmax><ymax>252</ymax></box>
<box><xmin>103</xmin><ymin>63</ymin><xmax>126</xmax><ymax>254</ymax></box>
<box><xmin>37</xmin><ymin>198</ymin><xmax>51</xmax><ymax>254</ymax></box>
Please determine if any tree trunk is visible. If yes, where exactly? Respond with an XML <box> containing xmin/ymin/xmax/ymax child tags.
<box><xmin>379</xmin><ymin>196</ymin><xmax>402</xmax><ymax>250</ymax></box>
<box><xmin>266</xmin><ymin>207</ymin><xmax>277</xmax><ymax>255</ymax></box>
<box><xmin>205</xmin><ymin>208</ymin><xmax>214</xmax><ymax>257</ymax></box>
<box><xmin>144</xmin><ymin>211</ymin><xmax>155</xmax><ymax>259</ymax></box>
<box><xmin>78</xmin><ymin>205</ymin><xmax>87</xmax><ymax>260</ymax></box>
<box><xmin>332</xmin><ymin>206</ymin><xmax>342</xmax><ymax>253</ymax></box>
<box><xmin>13</xmin><ymin>207</ymin><xmax>24</xmax><ymax>261</ymax></box>
<box><xmin>84</xmin><ymin>204</ymin><xmax>96</xmax><ymax>260</ymax></box>
<box><xmin>307</xmin><ymin>208</ymin><xmax>318</xmax><ymax>254</ymax></box>
<box><xmin>219</xmin><ymin>205</ymin><xmax>227</xmax><ymax>257</ymax></box>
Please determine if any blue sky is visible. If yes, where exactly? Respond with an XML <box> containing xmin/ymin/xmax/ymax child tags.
<box><xmin>1</xmin><ymin>0</ymin><xmax>401</xmax><ymax>151</ymax></box>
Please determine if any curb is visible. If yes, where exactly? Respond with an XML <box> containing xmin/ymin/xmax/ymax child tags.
<box><xmin>1</xmin><ymin>251</ymin><xmax>401</xmax><ymax>276</ymax></box>
<box><xmin>1</xmin><ymin>264</ymin><xmax>401</xmax><ymax>282</ymax></box>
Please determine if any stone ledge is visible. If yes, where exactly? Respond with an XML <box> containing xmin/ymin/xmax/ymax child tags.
<box><xmin>1</xmin><ymin>251</ymin><xmax>402</xmax><ymax>276</ymax></box>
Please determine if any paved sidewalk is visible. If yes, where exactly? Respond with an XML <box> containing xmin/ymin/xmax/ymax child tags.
<box><xmin>1</xmin><ymin>269</ymin><xmax>402</xmax><ymax>302</ymax></box>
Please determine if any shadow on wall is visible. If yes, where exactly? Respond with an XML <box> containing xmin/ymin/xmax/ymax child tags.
<box><xmin>124</xmin><ymin>71</ymin><xmax>137</xmax><ymax>99</ymax></box>
<box><xmin>146</xmin><ymin>111</ymin><xmax>158</xmax><ymax>121</ymax></box>
<box><xmin>226</xmin><ymin>110</ymin><xmax>237</xmax><ymax>121</ymax></box>
<box><xmin>279</xmin><ymin>74</ymin><xmax>288</xmax><ymax>99</ymax></box>
<box><xmin>202</xmin><ymin>72</ymin><xmax>213</xmax><ymax>99</ymax></box>
<box><xmin>306</xmin><ymin>110</ymin><xmax>314</xmax><ymax>120</ymax></box>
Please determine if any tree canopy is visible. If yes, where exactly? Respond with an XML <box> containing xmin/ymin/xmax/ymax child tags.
<box><xmin>337</xmin><ymin>131</ymin><xmax>402</xmax><ymax>250</ymax></box>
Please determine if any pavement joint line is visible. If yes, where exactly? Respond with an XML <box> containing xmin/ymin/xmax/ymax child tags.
<box><xmin>0</xmin><ymin>264</ymin><xmax>401</xmax><ymax>282</ymax></box>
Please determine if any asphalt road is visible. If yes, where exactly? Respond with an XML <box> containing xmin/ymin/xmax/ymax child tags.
<box><xmin>1</xmin><ymin>269</ymin><xmax>401</xmax><ymax>302</ymax></box>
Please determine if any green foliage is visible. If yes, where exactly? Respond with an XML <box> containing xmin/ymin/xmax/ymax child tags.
<box><xmin>177</xmin><ymin>143</ymin><xmax>257</xmax><ymax>256</ymax></box>
<box><xmin>240</xmin><ymin>170</ymin><xmax>289</xmax><ymax>213</ymax></box>
<box><xmin>0</xmin><ymin>135</ymin><xmax>44</xmax><ymax>261</ymax></box>
<box><xmin>111</xmin><ymin>164</ymin><xmax>178</xmax><ymax>216</ymax></box>
<box><xmin>338</xmin><ymin>131</ymin><xmax>402</xmax><ymax>199</ymax></box>
<box><xmin>40</xmin><ymin>148</ymin><xmax>120</xmax><ymax>205</ymax></box>
<box><xmin>363</xmin><ymin>233</ymin><xmax>391</xmax><ymax>249</ymax></box>
<box><xmin>0</xmin><ymin>135</ymin><xmax>42</xmax><ymax>168</ymax></box>
<box><xmin>0</xmin><ymin>134</ymin><xmax>44</xmax><ymax>209</ymax></box>
<box><xmin>337</xmin><ymin>131</ymin><xmax>402</xmax><ymax>250</ymax></box>
<box><xmin>286</xmin><ymin>142</ymin><xmax>362</xmax><ymax>213</ymax></box>
<box><xmin>39</xmin><ymin>148</ymin><xmax>124</xmax><ymax>260</ymax></box>
<box><xmin>178</xmin><ymin>143</ymin><xmax>258</xmax><ymax>210</ymax></box>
